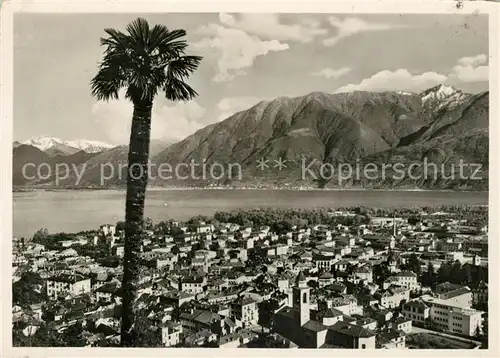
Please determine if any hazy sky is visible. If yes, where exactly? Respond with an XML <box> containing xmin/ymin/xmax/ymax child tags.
<box><xmin>14</xmin><ymin>13</ymin><xmax>488</xmax><ymax>145</ymax></box>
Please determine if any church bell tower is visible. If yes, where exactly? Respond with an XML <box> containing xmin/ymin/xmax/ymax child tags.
<box><xmin>292</xmin><ymin>272</ymin><xmax>310</xmax><ymax>326</ymax></box>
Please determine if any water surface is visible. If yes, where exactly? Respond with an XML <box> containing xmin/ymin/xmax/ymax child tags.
<box><xmin>13</xmin><ymin>189</ymin><xmax>488</xmax><ymax>238</ymax></box>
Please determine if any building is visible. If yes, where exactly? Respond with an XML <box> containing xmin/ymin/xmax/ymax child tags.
<box><xmin>313</xmin><ymin>254</ymin><xmax>336</xmax><ymax>271</ymax></box>
<box><xmin>318</xmin><ymin>272</ymin><xmax>335</xmax><ymax>288</ymax></box>
<box><xmin>115</xmin><ymin>245</ymin><xmax>124</xmax><ymax>258</ymax></box>
<box><xmin>437</xmin><ymin>240</ymin><xmax>463</xmax><ymax>252</ymax></box>
<box><xmin>46</xmin><ymin>274</ymin><xmax>91</xmax><ymax>299</ymax></box>
<box><xmin>387</xmin><ymin>272</ymin><xmax>419</xmax><ymax>292</ymax></box>
<box><xmin>435</xmin><ymin>282</ymin><xmax>472</xmax><ymax>308</ymax></box>
<box><xmin>352</xmin><ymin>317</ymin><xmax>377</xmax><ymax>331</ymax></box>
<box><xmin>272</xmin><ymin>273</ymin><xmax>376</xmax><ymax>348</ymax></box>
<box><xmin>328</xmin><ymin>295</ymin><xmax>363</xmax><ymax>316</ymax></box>
<box><xmin>95</xmin><ymin>282</ymin><xmax>120</xmax><ymax>303</ymax></box>
<box><xmin>462</xmin><ymin>236</ymin><xmax>488</xmax><ymax>256</ymax></box>
<box><xmin>353</xmin><ymin>265</ymin><xmax>373</xmax><ymax>283</ymax></box>
<box><xmin>231</xmin><ymin>297</ymin><xmax>259</xmax><ymax>327</ymax></box>
<box><xmin>362</xmin><ymin>235</ymin><xmax>396</xmax><ymax>250</ymax></box>
<box><xmin>179</xmin><ymin>276</ymin><xmax>206</xmax><ymax>295</ymax></box>
<box><xmin>161</xmin><ymin>289</ymin><xmax>196</xmax><ymax>307</ymax></box>
<box><xmin>100</xmin><ymin>224</ymin><xmax>116</xmax><ymax>237</ymax></box>
<box><xmin>376</xmin><ymin>286</ymin><xmax>410</xmax><ymax>309</ymax></box>
<box><xmin>376</xmin><ymin>328</ymin><xmax>406</xmax><ymax>349</ymax></box>
<box><xmin>161</xmin><ymin>321</ymin><xmax>182</xmax><ymax>347</ymax></box>
<box><xmin>333</xmin><ymin>260</ymin><xmax>351</xmax><ymax>272</ymax></box>
<box><xmin>327</xmin><ymin>322</ymin><xmax>377</xmax><ymax>349</ymax></box>
<box><xmin>420</xmin><ymin>295</ymin><xmax>483</xmax><ymax>336</ymax></box>
<box><xmin>402</xmin><ymin>300</ymin><xmax>430</xmax><ymax>324</ymax></box>
<box><xmin>402</xmin><ymin>295</ymin><xmax>484</xmax><ymax>336</ymax></box>
<box><xmin>370</xmin><ymin>217</ymin><xmax>404</xmax><ymax>227</ymax></box>
<box><xmin>219</xmin><ymin>330</ymin><xmax>258</xmax><ymax>348</ymax></box>
<box><xmin>180</xmin><ymin>309</ymin><xmax>235</xmax><ymax>337</ymax></box>
<box><xmin>389</xmin><ymin>317</ymin><xmax>412</xmax><ymax>334</ymax></box>
<box><xmin>445</xmin><ymin>252</ymin><xmax>465</xmax><ymax>263</ymax></box>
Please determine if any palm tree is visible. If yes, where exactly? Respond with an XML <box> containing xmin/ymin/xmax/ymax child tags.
<box><xmin>91</xmin><ymin>17</ymin><xmax>201</xmax><ymax>347</ymax></box>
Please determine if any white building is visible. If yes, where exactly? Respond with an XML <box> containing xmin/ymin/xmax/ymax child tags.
<box><xmin>378</xmin><ymin>287</ymin><xmax>410</xmax><ymax>309</ymax></box>
<box><xmin>115</xmin><ymin>245</ymin><xmax>124</xmax><ymax>258</ymax></box>
<box><xmin>100</xmin><ymin>224</ymin><xmax>116</xmax><ymax>237</ymax></box>
<box><xmin>420</xmin><ymin>295</ymin><xmax>483</xmax><ymax>336</ymax></box>
<box><xmin>328</xmin><ymin>295</ymin><xmax>363</xmax><ymax>316</ymax></box>
<box><xmin>386</xmin><ymin>271</ymin><xmax>420</xmax><ymax>292</ymax></box>
<box><xmin>231</xmin><ymin>297</ymin><xmax>259</xmax><ymax>327</ymax></box>
<box><xmin>389</xmin><ymin>317</ymin><xmax>412</xmax><ymax>334</ymax></box>
<box><xmin>435</xmin><ymin>283</ymin><xmax>473</xmax><ymax>309</ymax></box>
<box><xmin>402</xmin><ymin>300</ymin><xmax>430</xmax><ymax>325</ymax></box>
<box><xmin>180</xmin><ymin>276</ymin><xmax>206</xmax><ymax>294</ymax></box>
<box><xmin>161</xmin><ymin>322</ymin><xmax>182</xmax><ymax>347</ymax></box>
<box><xmin>46</xmin><ymin>274</ymin><xmax>91</xmax><ymax>299</ymax></box>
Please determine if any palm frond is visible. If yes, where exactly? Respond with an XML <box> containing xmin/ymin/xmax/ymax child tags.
<box><xmin>166</xmin><ymin>55</ymin><xmax>202</xmax><ymax>78</ymax></box>
<box><xmin>126</xmin><ymin>17</ymin><xmax>150</xmax><ymax>50</ymax></box>
<box><xmin>90</xmin><ymin>64</ymin><xmax>125</xmax><ymax>101</ymax></box>
<box><xmin>92</xmin><ymin>18</ymin><xmax>201</xmax><ymax>105</ymax></box>
<box><xmin>150</xmin><ymin>27</ymin><xmax>188</xmax><ymax>59</ymax></box>
<box><xmin>101</xmin><ymin>28</ymin><xmax>130</xmax><ymax>49</ymax></box>
<box><xmin>164</xmin><ymin>76</ymin><xmax>198</xmax><ymax>101</ymax></box>
<box><xmin>147</xmin><ymin>25</ymin><xmax>170</xmax><ymax>52</ymax></box>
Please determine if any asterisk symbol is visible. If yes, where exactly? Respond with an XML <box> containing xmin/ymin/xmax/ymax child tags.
<box><xmin>274</xmin><ymin>157</ymin><xmax>287</xmax><ymax>170</ymax></box>
<box><xmin>256</xmin><ymin>158</ymin><xmax>269</xmax><ymax>171</ymax></box>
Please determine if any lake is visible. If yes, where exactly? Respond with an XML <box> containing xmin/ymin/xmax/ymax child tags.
<box><xmin>12</xmin><ymin>189</ymin><xmax>488</xmax><ymax>238</ymax></box>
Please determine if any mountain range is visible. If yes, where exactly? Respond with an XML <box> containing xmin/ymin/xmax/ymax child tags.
<box><xmin>13</xmin><ymin>85</ymin><xmax>489</xmax><ymax>190</ymax></box>
<box><xmin>22</xmin><ymin>136</ymin><xmax>114</xmax><ymax>155</ymax></box>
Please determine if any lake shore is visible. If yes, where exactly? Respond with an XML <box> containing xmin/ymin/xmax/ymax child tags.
<box><xmin>13</xmin><ymin>189</ymin><xmax>488</xmax><ymax>238</ymax></box>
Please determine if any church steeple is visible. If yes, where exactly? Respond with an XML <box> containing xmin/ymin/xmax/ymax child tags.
<box><xmin>292</xmin><ymin>272</ymin><xmax>310</xmax><ymax>326</ymax></box>
<box><xmin>295</xmin><ymin>271</ymin><xmax>307</xmax><ymax>288</ymax></box>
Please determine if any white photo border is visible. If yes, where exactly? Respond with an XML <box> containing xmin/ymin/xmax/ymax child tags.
<box><xmin>1</xmin><ymin>1</ymin><xmax>498</xmax><ymax>357</ymax></box>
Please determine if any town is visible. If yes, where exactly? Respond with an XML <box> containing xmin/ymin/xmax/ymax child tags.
<box><xmin>12</xmin><ymin>206</ymin><xmax>489</xmax><ymax>349</ymax></box>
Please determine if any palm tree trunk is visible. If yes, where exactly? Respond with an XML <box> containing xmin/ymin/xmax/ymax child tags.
<box><xmin>121</xmin><ymin>102</ymin><xmax>152</xmax><ymax>347</ymax></box>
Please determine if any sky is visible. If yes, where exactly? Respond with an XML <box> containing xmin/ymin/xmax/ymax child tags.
<box><xmin>14</xmin><ymin>13</ymin><xmax>489</xmax><ymax>145</ymax></box>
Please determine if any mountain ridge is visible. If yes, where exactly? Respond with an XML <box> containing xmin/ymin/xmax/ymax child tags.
<box><xmin>22</xmin><ymin>136</ymin><xmax>114</xmax><ymax>154</ymax></box>
<box><xmin>13</xmin><ymin>85</ymin><xmax>489</xmax><ymax>190</ymax></box>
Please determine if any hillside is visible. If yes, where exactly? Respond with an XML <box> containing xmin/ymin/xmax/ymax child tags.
<box><xmin>14</xmin><ymin>85</ymin><xmax>489</xmax><ymax>190</ymax></box>
<box><xmin>13</xmin><ymin>145</ymin><xmax>52</xmax><ymax>185</ymax></box>
<box><xmin>151</xmin><ymin>86</ymin><xmax>488</xmax><ymax>189</ymax></box>
<box><xmin>44</xmin><ymin>142</ymin><xmax>81</xmax><ymax>157</ymax></box>
<box><xmin>56</xmin><ymin>139</ymin><xmax>172</xmax><ymax>187</ymax></box>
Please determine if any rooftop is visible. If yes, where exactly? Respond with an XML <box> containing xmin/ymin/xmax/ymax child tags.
<box><xmin>392</xmin><ymin>316</ymin><xmax>412</xmax><ymax>324</ymax></box>
<box><xmin>377</xmin><ymin>328</ymin><xmax>405</xmax><ymax>344</ymax></box>
<box><xmin>435</xmin><ymin>282</ymin><xmax>466</xmax><ymax>294</ymax></box>
<box><xmin>302</xmin><ymin>319</ymin><xmax>328</xmax><ymax>332</ymax></box>
<box><xmin>421</xmin><ymin>295</ymin><xmax>483</xmax><ymax>315</ymax></box>
<box><xmin>322</xmin><ymin>307</ymin><xmax>344</xmax><ymax>318</ymax></box>
<box><xmin>296</xmin><ymin>271</ymin><xmax>306</xmax><ymax>284</ymax></box>
<box><xmin>395</xmin><ymin>271</ymin><xmax>417</xmax><ymax>278</ymax></box>
<box><xmin>438</xmin><ymin>287</ymin><xmax>471</xmax><ymax>300</ymax></box>
<box><xmin>329</xmin><ymin>321</ymin><xmax>376</xmax><ymax>338</ymax></box>
<box><xmin>232</xmin><ymin>297</ymin><xmax>256</xmax><ymax>306</ymax></box>
<box><xmin>48</xmin><ymin>273</ymin><xmax>89</xmax><ymax>284</ymax></box>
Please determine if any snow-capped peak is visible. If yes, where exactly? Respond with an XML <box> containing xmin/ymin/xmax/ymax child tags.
<box><xmin>420</xmin><ymin>84</ymin><xmax>469</xmax><ymax>109</ymax></box>
<box><xmin>22</xmin><ymin>136</ymin><xmax>64</xmax><ymax>151</ymax></box>
<box><xmin>421</xmin><ymin>84</ymin><xmax>460</xmax><ymax>103</ymax></box>
<box><xmin>22</xmin><ymin>136</ymin><xmax>114</xmax><ymax>154</ymax></box>
<box><xmin>397</xmin><ymin>91</ymin><xmax>413</xmax><ymax>96</ymax></box>
<box><xmin>64</xmin><ymin>139</ymin><xmax>114</xmax><ymax>153</ymax></box>
<box><xmin>435</xmin><ymin>84</ymin><xmax>456</xmax><ymax>96</ymax></box>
